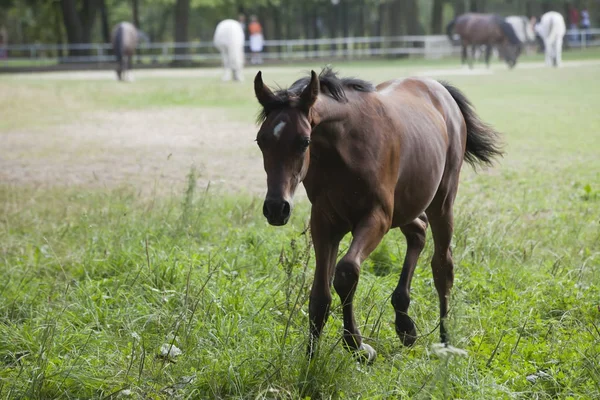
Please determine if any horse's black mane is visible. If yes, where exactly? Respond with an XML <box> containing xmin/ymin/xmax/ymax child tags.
<box><xmin>257</xmin><ymin>67</ymin><xmax>375</xmax><ymax>123</ymax></box>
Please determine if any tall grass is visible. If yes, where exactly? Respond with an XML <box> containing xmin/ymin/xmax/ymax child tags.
<box><xmin>1</xmin><ymin>164</ymin><xmax>598</xmax><ymax>398</ymax></box>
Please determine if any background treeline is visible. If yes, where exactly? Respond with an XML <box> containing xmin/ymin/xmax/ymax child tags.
<box><xmin>0</xmin><ymin>0</ymin><xmax>598</xmax><ymax>46</ymax></box>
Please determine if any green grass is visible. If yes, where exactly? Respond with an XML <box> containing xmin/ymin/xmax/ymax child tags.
<box><xmin>1</xmin><ymin>58</ymin><xmax>600</xmax><ymax>399</ymax></box>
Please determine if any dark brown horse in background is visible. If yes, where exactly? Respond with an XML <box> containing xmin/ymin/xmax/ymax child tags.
<box><xmin>254</xmin><ymin>68</ymin><xmax>503</xmax><ymax>363</ymax></box>
<box><xmin>447</xmin><ymin>13</ymin><xmax>522</xmax><ymax>68</ymax></box>
<box><xmin>111</xmin><ymin>22</ymin><xmax>138</xmax><ymax>81</ymax></box>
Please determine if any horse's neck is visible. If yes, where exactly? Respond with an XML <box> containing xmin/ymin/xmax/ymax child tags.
<box><xmin>311</xmin><ymin>95</ymin><xmax>352</xmax><ymax>127</ymax></box>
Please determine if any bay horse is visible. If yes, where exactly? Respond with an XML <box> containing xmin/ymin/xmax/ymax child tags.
<box><xmin>254</xmin><ymin>68</ymin><xmax>503</xmax><ymax>363</ymax></box>
<box><xmin>447</xmin><ymin>13</ymin><xmax>522</xmax><ymax>68</ymax></box>
<box><xmin>111</xmin><ymin>22</ymin><xmax>138</xmax><ymax>82</ymax></box>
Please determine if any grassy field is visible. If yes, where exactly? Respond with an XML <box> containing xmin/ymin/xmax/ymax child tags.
<box><xmin>1</xmin><ymin>54</ymin><xmax>600</xmax><ymax>399</ymax></box>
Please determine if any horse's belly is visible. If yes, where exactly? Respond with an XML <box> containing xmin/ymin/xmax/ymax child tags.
<box><xmin>391</xmin><ymin>126</ymin><xmax>447</xmax><ymax>226</ymax></box>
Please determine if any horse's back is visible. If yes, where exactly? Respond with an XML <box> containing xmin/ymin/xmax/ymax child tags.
<box><xmin>374</xmin><ymin>78</ymin><xmax>466</xmax><ymax>225</ymax></box>
<box><xmin>541</xmin><ymin>11</ymin><xmax>566</xmax><ymax>37</ymax></box>
<box><xmin>376</xmin><ymin>77</ymin><xmax>463</xmax><ymax>133</ymax></box>
<box><xmin>112</xmin><ymin>22</ymin><xmax>138</xmax><ymax>53</ymax></box>
<box><xmin>213</xmin><ymin>19</ymin><xmax>245</xmax><ymax>48</ymax></box>
<box><xmin>455</xmin><ymin>13</ymin><xmax>502</xmax><ymax>43</ymax></box>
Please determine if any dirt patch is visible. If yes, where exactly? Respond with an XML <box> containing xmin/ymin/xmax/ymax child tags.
<box><xmin>0</xmin><ymin>108</ymin><xmax>269</xmax><ymax>196</ymax></box>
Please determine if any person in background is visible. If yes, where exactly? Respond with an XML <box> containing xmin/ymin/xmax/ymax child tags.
<box><xmin>248</xmin><ymin>15</ymin><xmax>264</xmax><ymax>65</ymax></box>
<box><xmin>580</xmin><ymin>8</ymin><xmax>591</xmax><ymax>42</ymax></box>
<box><xmin>568</xmin><ymin>4</ymin><xmax>580</xmax><ymax>42</ymax></box>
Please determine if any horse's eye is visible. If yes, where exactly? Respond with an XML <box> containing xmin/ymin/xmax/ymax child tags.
<box><xmin>299</xmin><ymin>137</ymin><xmax>311</xmax><ymax>150</ymax></box>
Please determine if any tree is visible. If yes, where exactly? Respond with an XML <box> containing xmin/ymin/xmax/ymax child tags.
<box><xmin>132</xmin><ymin>0</ymin><xmax>140</xmax><ymax>28</ymax></box>
<box><xmin>173</xmin><ymin>0</ymin><xmax>189</xmax><ymax>58</ymax></box>
<box><xmin>431</xmin><ymin>0</ymin><xmax>445</xmax><ymax>34</ymax></box>
<box><xmin>59</xmin><ymin>0</ymin><xmax>99</xmax><ymax>55</ymax></box>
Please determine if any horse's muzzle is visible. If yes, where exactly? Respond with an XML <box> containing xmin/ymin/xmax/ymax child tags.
<box><xmin>263</xmin><ymin>198</ymin><xmax>291</xmax><ymax>226</ymax></box>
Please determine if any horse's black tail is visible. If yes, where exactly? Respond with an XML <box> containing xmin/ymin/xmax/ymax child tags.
<box><xmin>114</xmin><ymin>23</ymin><xmax>124</xmax><ymax>63</ymax></box>
<box><xmin>446</xmin><ymin>18</ymin><xmax>456</xmax><ymax>42</ymax></box>
<box><xmin>440</xmin><ymin>81</ymin><xmax>504</xmax><ymax>167</ymax></box>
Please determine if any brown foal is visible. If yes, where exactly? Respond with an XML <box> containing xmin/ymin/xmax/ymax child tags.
<box><xmin>254</xmin><ymin>68</ymin><xmax>502</xmax><ymax>363</ymax></box>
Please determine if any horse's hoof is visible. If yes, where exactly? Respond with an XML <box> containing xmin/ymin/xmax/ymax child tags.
<box><xmin>395</xmin><ymin>314</ymin><xmax>417</xmax><ymax>346</ymax></box>
<box><xmin>354</xmin><ymin>343</ymin><xmax>376</xmax><ymax>365</ymax></box>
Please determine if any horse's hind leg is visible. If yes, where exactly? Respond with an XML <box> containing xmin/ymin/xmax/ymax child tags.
<box><xmin>484</xmin><ymin>45</ymin><xmax>492</xmax><ymax>68</ymax></box>
<box><xmin>427</xmin><ymin>193</ymin><xmax>457</xmax><ymax>344</ymax></box>
<box><xmin>461</xmin><ymin>44</ymin><xmax>468</xmax><ymax>65</ymax></box>
<box><xmin>469</xmin><ymin>45</ymin><xmax>477</xmax><ymax>69</ymax></box>
<box><xmin>219</xmin><ymin>48</ymin><xmax>232</xmax><ymax>81</ymax></box>
<box><xmin>554</xmin><ymin>37</ymin><xmax>563</xmax><ymax>67</ymax></box>
<box><xmin>333</xmin><ymin>209</ymin><xmax>389</xmax><ymax>363</ymax></box>
<box><xmin>391</xmin><ymin>214</ymin><xmax>428</xmax><ymax>346</ymax></box>
<box><xmin>126</xmin><ymin>54</ymin><xmax>134</xmax><ymax>82</ymax></box>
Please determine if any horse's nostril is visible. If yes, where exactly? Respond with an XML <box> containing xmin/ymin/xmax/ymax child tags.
<box><xmin>282</xmin><ymin>201</ymin><xmax>291</xmax><ymax>218</ymax></box>
<box><xmin>263</xmin><ymin>202</ymin><xmax>270</xmax><ymax>219</ymax></box>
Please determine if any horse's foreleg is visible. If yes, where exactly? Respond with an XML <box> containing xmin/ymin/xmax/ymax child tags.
<box><xmin>392</xmin><ymin>214</ymin><xmax>428</xmax><ymax>347</ymax></box>
<box><xmin>307</xmin><ymin>209</ymin><xmax>344</xmax><ymax>359</ymax></box>
<box><xmin>333</xmin><ymin>210</ymin><xmax>389</xmax><ymax>364</ymax></box>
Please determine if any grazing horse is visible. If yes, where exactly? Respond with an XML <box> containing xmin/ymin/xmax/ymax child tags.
<box><xmin>111</xmin><ymin>22</ymin><xmax>138</xmax><ymax>82</ymax></box>
<box><xmin>506</xmin><ymin>16</ymin><xmax>536</xmax><ymax>44</ymax></box>
<box><xmin>254</xmin><ymin>68</ymin><xmax>503</xmax><ymax>363</ymax></box>
<box><xmin>213</xmin><ymin>19</ymin><xmax>245</xmax><ymax>82</ymax></box>
<box><xmin>447</xmin><ymin>13</ymin><xmax>522</xmax><ymax>68</ymax></box>
<box><xmin>533</xmin><ymin>11</ymin><xmax>566</xmax><ymax>67</ymax></box>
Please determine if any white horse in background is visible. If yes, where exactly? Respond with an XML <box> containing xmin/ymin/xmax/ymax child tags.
<box><xmin>533</xmin><ymin>11</ymin><xmax>566</xmax><ymax>67</ymax></box>
<box><xmin>506</xmin><ymin>15</ymin><xmax>536</xmax><ymax>52</ymax></box>
<box><xmin>213</xmin><ymin>19</ymin><xmax>245</xmax><ymax>82</ymax></box>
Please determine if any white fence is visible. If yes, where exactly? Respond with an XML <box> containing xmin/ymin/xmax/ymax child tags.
<box><xmin>1</xmin><ymin>29</ymin><xmax>599</xmax><ymax>67</ymax></box>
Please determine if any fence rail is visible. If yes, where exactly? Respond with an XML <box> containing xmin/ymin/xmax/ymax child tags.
<box><xmin>1</xmin><ymin>29</ymin><xmax>599</xmax><ymax>67</ymax></box>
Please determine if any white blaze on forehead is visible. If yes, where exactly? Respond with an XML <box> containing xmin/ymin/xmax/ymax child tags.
<box><xmin>273</xmin><ymin>121</ymin><xmax>287</xmax><ymax>139</ymax></box>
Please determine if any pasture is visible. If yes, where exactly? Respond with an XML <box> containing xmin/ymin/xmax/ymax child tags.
<box><xmin>1</xmin><ymin>54</ymin><xmax>599</xmax><ymax>399</ymax></box>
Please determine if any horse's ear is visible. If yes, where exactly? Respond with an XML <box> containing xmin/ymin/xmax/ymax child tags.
<box><xmin>254</xmin><ymin>71</ymin><xmax>276</xmax><ymax>108</ymax></box>
<box><xmin>299</xmin><ymin>70</ymin><xmax>320</xmax><ymax>113</ymax></box>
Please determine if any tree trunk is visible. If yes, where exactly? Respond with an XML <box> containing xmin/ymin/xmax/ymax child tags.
<box><xmin>60</xmin><ymin>0</ymin><xmax>84</xmax><ymax>51</ymax></box>
<box><xmin>80</xmin><ymin>0</ymin><xmax>98</xmax><ymax>45</ymax></box>
<box><xmin>469</xmin><ymin>0</ymin><xmax>478</xmax><ymax>13</ymax></box>
<box><xmin>132</xmin><ymin>0</ymin><xmax>140</xmax><ymax>29</ymax></box>
<box><xmin>357</xmin><ymin>1</ymin><xmax>365</xmax><ymax>37</ymax></box>
<box><xmin>303</xmin><ymin>1</ymin><xmax>310</xmax><ymax>52</ymax></box>
<box><xmin>453</xmin><ymin>0</ymin><xmax>466</xmax><ymax>17</ymax></box>
<box><xmin>60</xmin><ymin>0</ymin><xmax>98</xmax><ymax>56</ymax></box>
<box><xmin>404</xmin><ymin>0</ymin><xmax>420</xmax><ymax>35</ymax></box>
<box><xmin>330</xmin><ymin>3</ymin><xmax>338</xmax><ymax>52</ymax></box>
<box><xmin>269</xmin><ymin>1</ymin><xmax>282</xmax><ymax>55</ymax></box>
<box><xmin>99</xmin><ymin>0</ymin><xmax>110</xmax><ymax>43</ymax></box>
<box><xmin>341</xmin><ymin>0</ymin><xmax>349</xmax><ymax>52</ymax></box>
<box><xmin>174</xmin><ymin>0</ymin><xmax>190</xmax><ymax>58</ymax></box>
<box><xmin>431</xmin><ymin>0</ymin><xmax>444</xmax><ymax>34</ymax></box>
